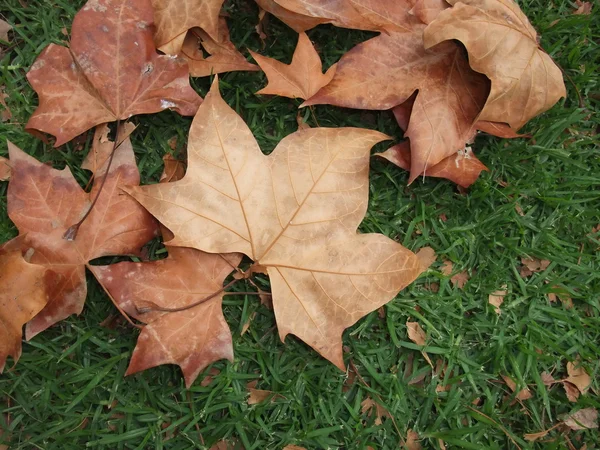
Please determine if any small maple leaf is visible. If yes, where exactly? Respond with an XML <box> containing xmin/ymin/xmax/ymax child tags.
<box><xmin>125</xmin><ymin>78</ymin><xmax>430</xmax><ymax>368</ymax></box>
<box><xmin>26</xmin><ymin>0</ymin><xmax>202</xmax><ymax>146</ymax></box>
<box><xmin>251</xmin><ymin>32</ymin><xmax>337</xmax><ymax>100</ymax></box>
<box><xmin>181</xmin><ymin>21</ymin><xmax>259</xmax><ymax>77</ymax></box>
<box><xmin>92</xmin><ymin>247</ymin><xmax>241</xmax><ymax>387</ymax></box>
<box><xmin>151</xmin><ymin>0</ymin><xmax>224</xmax><ymax>52</ymax></box>
<box><xmin>6</xmin><ymin>136</ymin><xmax>158</xmax><ymax>339</ymax></box>
<box><xmin>0</xmin><ymin>252</ymin><xmax>49</xmax><ymax>372</ymax></box>
<box><xmin>424</xmin><ymin>0</ymin><xmax>566</xmax><ymax>130</ymax></box>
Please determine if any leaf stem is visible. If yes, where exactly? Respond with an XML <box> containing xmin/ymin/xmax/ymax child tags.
<box><xmin>63</xmin><ymin>120</ymin><xmax>122</xmax><ymax>241</ymax></box>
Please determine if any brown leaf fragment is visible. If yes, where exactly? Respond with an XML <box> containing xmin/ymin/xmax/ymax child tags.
<box><xmin>82</xmin><ymin>122</ymin><xmax>137</xmax><ymax>175</ymax></box>
<box><xmin>247</xmin><ymin>387</ymin><xmax>278</xmax><ymax>405</ymax></box>
<box><xmin>0</xmin><ymin>252</ymin><xmax>49</xmax><ymax>373</ymax></box>
<box><xmin>200</xmin><ymin>367</ymin><xmax>221</xmax><ymax>386</ymax></box>
<box><xmin>0</xmin><ymin>19</ymin><xmax>11</xmax><ymax>42</ymax></box>
<box><xmin>151</xmin><ymin>0</ymin><xmax>225</xmax><ymax>52</ymax></box>
<box><xmin>7</xmin><ymin>137</ymin><xmax>158</xmax><ymax>339</ymax></box>
<box><xmin>282</xmin><ymin>446</ymin><xmax>307</xmax><ymax>450</ymax></box>
<box><xmin>424</xmin><ymin>0</ymin><xmax>566</xmax><ymax>130</ymax></box>
<box><xmin>255</xmin><ymin>0</ymin><xmax>328</xmax><ymax>32</ymax></box>
<box><xmin>92</xmin><ymin>247</ymin><xmax>241</xmax><ymax>387</ymax></box>
<box><xmin>305</xmin><ymin>21</ymin><xmax>490</xmax><ymax>182</ymax></box>
<box><xmin>563</xmin><ymin>381</ymin><xmax>580</xmax><ymax>402</ymax></box>
<box><xmin>520</xmin><ymin>257</ymin><xmax>550</xmax><ymax>277</ymax></box>
<box><xmin>241</xmin><ymin>312</ymin><xmax>256</xmax><ymax>335</ymax></box>
<box><xmin>160</xmin><ymin>154</ymin><xmax>186</xmax><ymax>183</ymax></box>
<box><xmin>407</xmin><ymin>321</ymin><xmax>426</xmax><ymax>346</ymax></box>
<box><xmin>488</xmin><ymin>285</ymin><xmax>507</xmax><ymax>315</ymax></box>
<box><xmin>566</xmin><ymin>360</ymin><xmax>591</xmax><ymax>395</ymax></box>
<box><xmin>541</xmin><ymin>371</ymin><xmax>556</xmax><ymax>386</ymax></box>
<box><xmin>573</xmin><ymin>1</ymin><xmax>592</xmax><ymax>15</ymax></box>
<box><xmin>26</xmin><ymin>0</ymin><xmax>201</xmax><ymax>146</ymax></box>
<box><xmin>124</xmin><ymin>78</ymin><xmax>426</xmax><ymax>369</ymax></box>
<box><xmin>502</xmin><ymin>375</ymin><xmax>533</xmax><ymax>401</ymax></box>
<box><xmin>182</xmin><ymin>22</ymin><xmax>259</xmax><ymax>77</ymax></box>
<box><xmin>0</xmin><ymin>89</ymin><xmax>11</xmax><ymax>122</ymax></box>
<box><xmin>409</xmin><ymin>0</ymin><xmax>450</xmax><ymax>24</ymax></box>
<box><xmin>563</xmin><ymin>408</ymin><xmax>598</xmax><ymax>431</ymax></box>
<box><xmin>251</xmin><ymin>32</ymin><xmax>336</xmax><ymax>100</ymax></box>
<box><xmin>524</xmin><ymin>426</ymin><xmax>557</xmax><ymax>442</ymax></box>
<box><xmin>361</xmin><ymin>397</ymin><xmax>391</xmax><ymax>426</ymax></box>
<box><xmin>0</xmin><ymin>156</ymin><xmax>11</xmax><ymax>181</ymax></box>
<box><xmin>406</xmin><ymin>429</ymin><xmax>422</xmax><ymax>450</ymax></box>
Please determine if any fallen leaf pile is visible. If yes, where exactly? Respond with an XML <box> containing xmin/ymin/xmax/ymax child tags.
<box><xmin>0</xmin><ymin>0</ymin><xmax>569</xmax><ymax>393</ymax></box>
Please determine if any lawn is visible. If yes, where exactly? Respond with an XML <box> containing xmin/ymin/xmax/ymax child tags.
<box><xmin>1</xmin><ymin>0</ymin><xmax>599</xmax><ymax>449</ymax></box>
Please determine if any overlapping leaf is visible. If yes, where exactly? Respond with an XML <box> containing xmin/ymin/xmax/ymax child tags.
<box><xmin>26</xmin><ymin>0</ymin><xmax>202</xmax><ymax>146</ymax></box>
<box><xmin>6</xmin><ymin>133</ymin><xmax>158</xmax><ymax>338</ymax></box>
<box><xmin>125</xmin><ymin>79</ymin><xmax>430</xmax><ymax>368</ymax></box>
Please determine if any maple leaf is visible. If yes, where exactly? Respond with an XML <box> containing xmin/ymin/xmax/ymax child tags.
<box><xmin>0</xmin><ymin>155</ymin><xmax>10</xmax><ymax>181</ymax></box>
<box><xmin>423</xmin><ymin>0</ymin><xmax>566</xmax><ymax>130</ymax></box>
<box><xmin>124</xmin><ymin>79</ymin><xmax>430</xmax><ymax>368</ymax></box>
<box><xmin>6</xmin><ymin>135</ymin><xmax>158</xmax><ymax>339</ymax></box>
<box><xmin>25</xmin><ymin>0</ymin><xmax>202</xmax><ymax>146</ymax></box>
<box><xmin>92</xmin><ymin>247</ymin><xmax>241</xmax><ymax>387</ymax></box>
<box><xmin>256</xmin><ymin>0</ymin><xmax>328</xmax><ymax>32</ymax></box>
<box><xmin>250</xmin><ymin>32</ymin><xmax>337</xmax><ymax>100</ymax></box>
<box><xmin>0</xmin><ymin>252</ymin><xmax>49</xmax><ymax>373</ymax></box>
<box><xmin>151</xmin><ymin>0</ymin><xmax>224</xmax><ymax>53</ymax></box>
<box><xmin>304</xmin><ymin>22</ymin><xmax>490</xmax><ymax>183</ymax></box>
<box><xmin>181</xmin><ymin>22</ymin><xmax>259</xmax><ymax>77</ymax></box>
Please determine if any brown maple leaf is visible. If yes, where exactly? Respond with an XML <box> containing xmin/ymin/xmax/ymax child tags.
<box><xmin>304</xmin><ymin>21</ymin><xmax>490</xmax><ymax>183</ymax></box>
<box><xmin>151</xmin><ymin>0</ymin><xmax>224</xmax><ymax>52</ymax></box>
<box><xmin>181</xmin><ymin>22</ymin><xmax>259</xmax><ymax>77</ymax></box>
<box><xmin>6</xmin><ymin>136</ymin><xmax>158</xmax><ymax>339</ymax></box>
<box><xmin>26</xmin><ymin>0</ymin><xmax>201</xmax><ymax>146</ymax></box>
<box><xmin>124</xmin><ymin>79</ymin><xmax>431</xmax><ymax>368</ymax></box>
<box><xmin>92</xmin><ymin>247</ymin><xmax>241</xmax><ymax>387</ymax></box>
<box><xmin>0</xmin><ymin>252</ymin><xmax>49</xmax><ymax>373</ymax></box>
<box><xmin>256</xmin><ymin>0</ymin><xmax>328</xmax><ymax>32</ymax></box>
<box><xmin>251</xmin><ymin>32</ymin><xmax>337</xmax><ymax>100</ymax></box>
<box><xmin>0</xmin><ymin>155</ymin><xmax>10</xmax><ymax>181</ymax></box>
<box><xmin>424</xmin><ymin>0</ymin><xmax>566</xmax><ymax>130</ymax></box>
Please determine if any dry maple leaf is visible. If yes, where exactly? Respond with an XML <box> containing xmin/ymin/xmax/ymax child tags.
<box><xmin>181</xmin><ymin>22</ymin><xmax>259</xmax><ymax>77</ymax></box>
<box><xmin>256</xmin><ymin>0</ymin><xmax>328</xmax><ymax>32</ymax></box>
<box><xmin>124</xmin><ymin>78</ymin><xmax>430</xmax><ymax>368</ymax></box>
<box><xmin>0</xmin><ymin>155</ymin><xmax>10</xmax><ymax>181</ymax></box>
<box><xmin>488</xmin><ymin>285</ymin><xmax>507</xmax><ymax>315</ymax></box>
<box><xmin>26</xmin><ymin>0</ymin><xmax>201</xmax><ymax>146</ymax></box>
<box><xmin>250</xmin><ymin>32</ymin><xmax>336</xmax><ymax>100</ymax></box>
<box><xmin>0</xmin><ymin>252</ymin><xmax>49</xmax><ymax>373</ymax></box>
<box><xmin>92</xmin><ymin>248</ymin><xmax>241</xmax><ymax>387</ymax></box>
<box><xmin>151</xmin><ymin>0</ymin><xmax>224</xmax><ymax>53</ymax></box>
<box><xmin>6</xmin><ymin>136</ymin><xmax>157</xmax><ymax>339</ymax></box>
<box><xmin>501</xmin><ymin>374</ymin><xmax>533</xmax><ymax>401</ymax></box>
<box><xmin>304</xmin><ymin>22</ymin><xmax>490</xmax><ymax>183</ymax></box>
<box><xmin>563</xmin><ymin>408</ymin><xmax>598</xmax><ymax>431</ymax></box>
<box><xmin>424</xmin><ymin>0</ymin><xmax>566</xmax><ymax>130</ymax></box>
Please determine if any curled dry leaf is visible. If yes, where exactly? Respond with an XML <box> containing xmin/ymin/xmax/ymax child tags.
<box><xmin>160</xmin><ymin>154</ymin><xmax>186</xmax><ymax>183</ymax></box>
<box><xmin>501</xmin><ymin>374</ymin><xmax>533</xmax><ymax>401</ymax></box>
<box><xmin>563</xmin><ymin>408</ymin><xmax>598</xmax><ymax>431</ymax></box>
<box><xmin>524</xmin><ymin>425</ymin><xmax>557</xmax><ymax>442</ymax></box>
<box><xmin>182</xmin><ymin>22</ymin><xmax>259</xmax><ymax>77</ymax></box>
<box><xmin>0</xmin><ymin>252</ymin><xmax>49</xmax><ymax>373</ymax></box>
<box><xmin>424</xmin><ymin>0</ymin><xmax>566</xmax><ymax>130</ymax></box>
<box><xmin>26</xmin><ymin>0</ymin><xmax>202</xmax><ymax>146</ymax></box>
<box><xmin>488</xmin><ymin>285</ymin><xmax>507</xmax><ymax>315</ymax></box>
<box><xmin>6</xmin><ymin>136</ymin><xmax>157</xmax><ymax>339</ymax></box>
<box><xmin>407</xmin><ymin>321</ymin><xmax>426</xmax><ymax>346</ymax></box>
<box><xmin>125</xmin><ymin>78</ymin><xmax>430</xmax><ymax>369</ymax></box>
<box><xmin>151</xmin><ymin>0</ymin><xmax>224</xmax><ymax>52</ymax></box>
<box><xmin>250</xmin><ymin>32</ymin><xmax>337</xmax><ymax>100</ymax></box>
<box><xmin>565</xmin><ymin>360</ymin><xmax>591</xmax><ymax>395</ymax></box>
<box><xmin>305</xmin><ymin>17</ymin><xmax>490</xmax><ymax>183</ymax></box>
<box><xmin>92</xmin><ymin>248</ymin><xmax>241</xmax><ymax>387</ymax></box>
<box><xmin>0</xmin><ymin>156</ymin><xmax>11</xmax><ymax>181</ymax></box>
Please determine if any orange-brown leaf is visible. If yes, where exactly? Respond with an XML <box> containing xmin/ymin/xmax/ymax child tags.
<box><xmin>566</xmin><ymin>360</ymin><xmax>591</xmax><ymax>395</ymax></box>
<box><xmin>251</xmin><ymin>32</ymin><xmax>336</xmax><ymax>100</ymax></box>
<box><xmin>0</xmin><ymin>18</ymin><xmax>12</xmax><ymax>42</ymax></box>
<box><xmin>488</xmin><ymin>285</ymin><xmax>507</xmax><ymax>315</ymax></box>
<box><xmin>563</xmin><ymin>408</ymin><xmax>598</xmax><ymax>431</ymax></box>
<box><xmin>305</xmin><ymin>26</ymin><xmax>490</xmax><ymax>183</ymax></box>
<box><xmin>256</xmin><ymin>0</ymin><xmax>328</xmax><ymax>32</ymax></box>
<box><xmin>424</xmin><ymin>0</ymin><xmax>566</xmax><ymax>130</ymax></box>
<box><xmin>26</xmin><ymin>0</ymin><xmax>201</xmax><ymax>146</ymax></box>
<box><xmin>93</xmin><ymin>247</ymin><xmax>241</xmax><ymax>387</ymax></box>
<box><xmin>125</xmin><ymin>79</ymin><xmax>428</xmax><ymax>369</ymax></box>
<box><xmin>0</xmin><ymin>252</ymin><xmax>48</xmax><ymax>373</ymax></box>
<box><xmin>409</xmin><ymin>0</ymin><xmax>450</xmax><ymax>24</ymax></box>
<box><xmin>182</xmin><ymin>22</ymin><xmax>259</xmax><ymax>77</ymax></box>
<box><xmin>160</xmin><ymin>154</ymin><xmax>186</xmax><ymax>183</ymax></box>
<box><xmin>82</xmin><ymin>122</ymin><xmax>137</xmax><ymax>175</ymax></box>
<box><xmin>0</xmin><ymin>156</ymin><xmax>11</xmax><ymax>181</ymax></box>
<box><xmin>407</xmin><ymin>321</ymin><xmax>426</xmax><ymax>346</ymax></box>
<box><xmin>502</xmin><ymin>375</ymin><xmax>533</xmax><ymax>401</ymax></box>
<box><xmin>6</xmin><ymin>137</ymin><xmax>157</xmax><ymax>339</ymax></box>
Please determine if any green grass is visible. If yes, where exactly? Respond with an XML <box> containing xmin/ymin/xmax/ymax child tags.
<box><xmin>1</xmin><ymin>0</ymin><xmax>599</xmax><ymax>449</ymax></box>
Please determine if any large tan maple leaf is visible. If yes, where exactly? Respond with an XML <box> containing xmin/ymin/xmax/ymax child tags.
<box><xmin>424</xmin><ymin>0</ymin><xmax>566</xmax><ymax>130</ymax></box>
<box><xmin>25</xmin><ymin>0</ymin><xmax>201</xmax><ymax>146</ymax></box>
<box><xmin>92</xmin><ymin>248</ymin><xmax>241</xmax><ymax>387</ymax></box>
<box><xmin>0</xmin><ymin>252</ymin><xmax>49</xmax><ymax>373</ymax></box>
<box><xmin>124</xmin><ymin>79</ymin><xmax>430</xmax><ymax>368</ymax></box>
<box><xmin>6</xmin><ymin>134</ymin><xmax>158</xmax><ymax>339</ymax></box>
